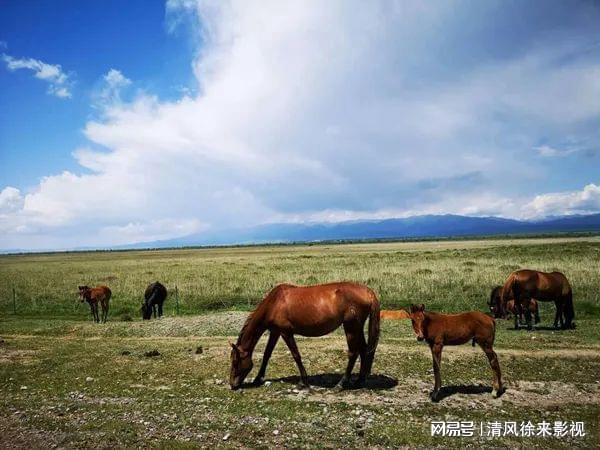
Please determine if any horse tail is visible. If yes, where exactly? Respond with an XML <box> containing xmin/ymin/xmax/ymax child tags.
<box><xmin>365</xmin><ymin>290</ymin><xmax>381</xmax><ymax>376</ymax></box>
<box><xmin>563</xmin><ymin>289</ymin><xmax>575</xmax><ymax>329</ymax></box>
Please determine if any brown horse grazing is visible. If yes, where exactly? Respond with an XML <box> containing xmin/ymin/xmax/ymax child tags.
<box><xmin>500</xmin><ymin>270</ymin><xmax>574</xmax><ymax>330</ymax></box>
<box><xmin>409</xmin><ymin>304</ymin><xmax>504</xmax><ymax>402</ymax></box>
<box><xmin>229</xmin><ymin>282</ymin><xmax>380</xmax><ymax>390</ymax></box>
<box><xmin>488</xmin><ymin>286</ymin><xmax>541</xmax><ymax>325</ymax></box>
<box><xmin>380</xmin><ymin>309</ymin><xmax>410</xmax><ymax>320</ymax></box>
<box><xmin>79</xmin><ymin>285</ymin><xmax>111</xmax><ymax>323</ymax></box>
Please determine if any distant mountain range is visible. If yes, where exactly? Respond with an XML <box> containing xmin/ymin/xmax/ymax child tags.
<box><xmin>122</xmin><ymin>213</ymin><xmax>600</xmax><ymax>249</ymax></box>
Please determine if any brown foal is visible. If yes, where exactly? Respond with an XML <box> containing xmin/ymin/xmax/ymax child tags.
<box><xmin>409</xmin><ymin>304</ymin><xmax>504</xmax><ymax>402</ymax></box>
<box><xmin>79</xmin><ymin>285</ymin><xmax>111</xmax><ymax>323</ymax></box>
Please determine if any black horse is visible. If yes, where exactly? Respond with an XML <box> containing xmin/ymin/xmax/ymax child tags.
<box><xmin>142</xmin><ymin>281</ymin><xmax>168</xmax><ymax>320</ymax></box>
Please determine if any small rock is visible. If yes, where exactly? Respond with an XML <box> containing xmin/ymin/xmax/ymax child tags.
<box><xmin>223</xmin><ymin>433</ymin><xmax>230</xmax><ymax>441</ymax></box>
<box><xmin>264</xmin><ymin>381</ymin><xmax>272</xmax><ymax>387</ymax></box>
<box><xmin>85</xmin><ymin>377</ymin><xmax>94</xmax><ymax>382</ymax></box>
<box><xmin>273</xmin><ymin>430</ymin><xmax>280</xmax><ymax>436</ymax></box>
<box><xmin>214</xmin><ymin>379</ymin><xmax>224</xmax><ymax>385</ymax></box>
<box><xmin>195</xmin><ymin>346</ymin><xmax>203</xmax><ymax>354</ymax></box>
<box><xmin>20</xmin><ymin>385</ymin><xmax>27</xmax><ymax>390</ymax></box>
<box><xmin>144</xmin><ymin>349</ymin><xmax>160</xmax><ymax>357</ymax></box>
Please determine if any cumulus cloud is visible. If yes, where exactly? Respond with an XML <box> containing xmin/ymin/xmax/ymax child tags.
<box><xmin>2</xmin><ymin>53</ymin><xmax>73</xmax><ymax>98</ymax></box>
<box><xmin>1</xmin><ymin>1</ymin><xmax>600</xmax><ymax>250</ymax></box>
<box><xmin>523</xmin><ymin>184</ymin><xmax>600</xmax><ymax>218</ymax></box>
<box><xmin>0</xmin><ymin>187</ymin><xmax>24</xmax><ymax>213</ymax></box>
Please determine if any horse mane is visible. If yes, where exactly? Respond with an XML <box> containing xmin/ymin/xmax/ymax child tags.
<box><xmin>236</xmin><ymin>313</ymin><xmax>255</xmax><ymax>345</ymax></box>
<box><xmin>235</xmin><ymin>283</ymin><xmax>293</xmax><ymax>345</ymax></box>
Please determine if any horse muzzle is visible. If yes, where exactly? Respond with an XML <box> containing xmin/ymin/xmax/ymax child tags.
<box><xmin>416</xmin><ymin>336</ymin><xmax>425</xmax><ymax>342</ymax></box>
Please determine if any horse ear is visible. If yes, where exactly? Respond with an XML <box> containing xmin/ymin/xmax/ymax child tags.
<box><xmin>409</xmin><ymin>304</ymin><xmax>417</xmax><ymax>313</ymax></box>
<box><xmin>418</xmin><ymin>303</ymin><xmax>425</xmax><ymax>311</ymax></box>
<box><xmin>230</xmin><ymin>343</ymin><xmax>239</xmax><ymax>353</ymax></box>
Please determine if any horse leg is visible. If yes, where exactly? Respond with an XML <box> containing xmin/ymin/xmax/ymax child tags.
<box><xmin>253</xmin><ymin>330</ymin><xmax>280</xmax><ymax>386</ymax></box>
<box><xmin>533</xmin><ymin>301</ymin><xmax>540</xmax><ymax>324</ymax></box>
<box><xmin>158</xmin><ymin>301</ymin><xmax>163</xmax><ymax>318</ymax></box>
<box><xmin>481</xmin><ymin>343</ymin><xmax>503</xmax><ymax>398</ymax></box>
<box><xmin>153</xmin><ymin>304</ymin><xmax>157</xmax><ymax>319</ymax></box>
<box><xmin>335</xmin><ymin>322</ymin><xmax>362</xmax><ymax>390</ymax></box>
<box><xmin>522</xmin><ymin>298</ymin><xmax>533</xmax><ymax>330</ymax></box>
<box><xmin>554</xmin><ymin>300</ymin><xmax>564</xmax><ymax>329</ymax></box>
<box><xmin>93</xmin><ymin>303</ymin><xmax>99</xmax><ymax>323</ymax></box>
<box><xmin>430</xmin><ymin>342</ymin><xmax>443</xmax><ymax>402</ymax></box>
<box><xmin>355</xmin><ymin>327</ymin><xmax>369</xmax><ymax>386</ymax></box>
<box><xmin>103</xmin><ymin>300</ymin><xmax>109</xmax><ymax>323</ymax></box>
<box><xmin>281</xmin><ymin>333</ymin><xmax>309</xmax><ymax>388</ymax></box>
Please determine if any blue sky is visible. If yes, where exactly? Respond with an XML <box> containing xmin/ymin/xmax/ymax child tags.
<box><xmin>1</xmin><ymin>0</ymin><xmax>600</xmax><ymax>250</ymax></box>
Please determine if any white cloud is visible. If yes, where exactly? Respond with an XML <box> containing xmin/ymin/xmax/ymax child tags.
<box><xmin>535</xmin><ymin>145</ymin><xmax>580</xmax><ymax>157</ymax></box>
<box><xmin>523</xmin><ymin>184</ymin><xmax>600</xmax><ymax>218</ymax></box>
<box><xmin>2</xmin><ymin>53</ymin><xmax>73</xmax><ymax>98</ymax></box>
<box><xmin>1</xmin><ymin>1</ymin><xmax>600</xmax><ymax>250</ymax></box>
<box><xmin>0</xmin><ymin>187</ymin><xmax>24</xmax><ymax>213</ymax></box>
<box><xmin>95</xmin><ymin>68</ymin><xmax>132</xmax><ymax>106</ymax></box>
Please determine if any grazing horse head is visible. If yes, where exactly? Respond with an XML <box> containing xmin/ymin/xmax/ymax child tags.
<box><xmin>78</xmin><ymin>285</ymin><xmax>90</xmax><ymax>303</ymax></box>
<box><xmin>229</xmin><ymin>343</ymin><xmax>253</xmax><ymax>390</ymax></box>
<box><xmin>409</xmin><ymin>304</ymin><xmax>427</xmax><ymax>341</ymax></box>
<box><xmin>141</xmin><ymin>302</ymin><xmax>151</xmax><ymax>320</ymax></box>
<box><xmin>488</xmin><ymin>286</ymin><xmax>505</xmax><ymax>319</ymax></box>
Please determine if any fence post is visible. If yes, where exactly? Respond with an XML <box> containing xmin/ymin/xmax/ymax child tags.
<box><xmin>12</xmin><ymin>287</ymin><xmax>16</xmax><ymax>314</ymax></box>
<box><xmin>175</xmin><ymin>285</ymin><xmax>179</xmax><ymax>315</ymax></box>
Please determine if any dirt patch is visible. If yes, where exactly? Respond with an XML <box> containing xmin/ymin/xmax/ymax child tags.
<box><xmin>277</xmin><ymin>376</ymin><xmax>600</xmax><ymax>411</ymax></box>
<box><xmin>0</xmin><ymin>415</ymin><xmax>65</xmax><ymax>449</ymax></box>
<box><xmin>0</xmin><ymin>348</ymin><xmax>36</xmax><ymax>365</ymax></box>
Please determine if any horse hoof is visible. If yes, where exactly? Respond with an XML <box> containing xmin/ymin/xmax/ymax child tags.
<box><xmin>430</xmin><ymin>391</ymin><xmax>440</xmax><ymax>402</ymax></box>
<box><xmin>492</xmin><ymin>386</ymin><xmax>506</xmax><ymax>398</ymax></box>
<box><xmin>252</xmin><ymin>378</ymin><xmax>265</xmax><ymax>387</ymax></box>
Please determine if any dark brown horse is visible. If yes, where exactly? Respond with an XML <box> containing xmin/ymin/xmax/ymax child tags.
<box><xmin>79</xmin><ymin>285</ymin><xmax>111</xmax><ymax>323</ymax></box>
<box><xmin>142</xmin><ymin>281</ymin><xmax>168</xmax><ymax>320</ymax></box>
<box><xmin>409</xmin><ymin>304</ymin><xmax>504</xmax><ymax>402</ymax></box>
<box><xmin>488</xmin><ymin>285</ymin><xmax>541</xmax><ymax>325</ymax></box>
<box><xmin>229</xmin><ymin>282</ymin><xmax>380</xmax><ymax>390</ymax></box>
<box><xmin>500</xmin><ymin>270</ymin><xmax>574</xmax><ymax>330</ymax></box>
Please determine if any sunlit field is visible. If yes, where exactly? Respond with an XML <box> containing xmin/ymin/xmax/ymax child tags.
<box><xmin>1</xmin><ymin>237</ymin><xmax>599</xmax><ymax>448</ymax></box>
<box><xmin>1</xmin><ymin>236</ymin><xmax>599</xmax><ymax>318</ymax></box>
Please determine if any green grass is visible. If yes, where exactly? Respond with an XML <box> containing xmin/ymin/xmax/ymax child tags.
<box><xmin>1</xmin><ymin>236</ymin><xmax>599</xmax><ymax>319</ymax></box>
<box><xmin>1</xmin><ymin>237</ymin><xmax>599</xmax><ymax>448</ymax></box>
<box><xmin>1</xmin><ymin>315</ymin><xmax>599</xmax><ymax>448</ymax></box>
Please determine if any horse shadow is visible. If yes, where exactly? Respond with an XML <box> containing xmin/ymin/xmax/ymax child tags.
<box><xmin>242</xmin><ymin>373</ymin><xmax>398</xmax><ymax>390</ymax></box>
<box><xmin>432</xmin><ymin>384</ymin><xmax>496</xmax><ymax>402</ymax></box>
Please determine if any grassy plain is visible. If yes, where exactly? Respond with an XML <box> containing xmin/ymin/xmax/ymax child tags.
<box><xmin>1</xmin><ymin>235</ymin><xmax>599</xmax><ymax>318</ymax></box>
<box><xmin>1</xmin><ymin>236</ymin><xmax>600</xmax><ymax>448</ymax></box>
